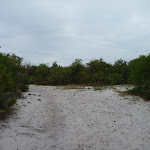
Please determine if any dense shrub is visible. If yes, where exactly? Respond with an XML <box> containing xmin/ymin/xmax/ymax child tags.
<box><xmin>34</xmin><ymin>64</ymin><xmax>50</xmax><ymax>85</ymax></box>
<box><xmin>24</xmin><ymin>53</ymin><xmax>150</xmax><ymax>100</ymax></box>
<box><xmin>70</xmin><ymin>59</ymin><xmax>86</xmax><ymax>84</ymax></box>
<box><xmin>0</xmin><ymin>53</ymin><xmax>29</xmax><ymax>118</ymax></box>
<box><xmin>25</xmin><ymin>64</ymin><xmax>37</xmax><ymax>84</ymax></box>
<box><xmin>128</xmin><ymin>55</ymin><xmax>150</xmax><ymax>100</ymax></box>
<box><xmin>1</xmin><ymin>51</ymin><xmax>149</xmax><ymax>118</ymax></box>
<box><xmin>86</xmin><ymin>59</ymin><xmax>112</xmax><ymax>84</ymax></box>
<box><xmin>48</xmin><ymin>62</ymin><xmax>72</xmax><ymax>85</ymax></box>
<box><xmin>108</xmin><ymin>73</ymin><xmax>123</xmax><ymax>85</ymax></box>
<box><xmin>113</xmin><ymin>59</ymin><xmax>130</xmax><ymax>84</ymax></box>
<box><xmin>27</xmin><ymin>58</ymin><xmax>130</xmax><ymax>86</ymax></box>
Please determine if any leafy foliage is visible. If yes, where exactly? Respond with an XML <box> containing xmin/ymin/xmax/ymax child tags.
<box><xmin>0</xmin><ymin>53</ymin><xmax>29</xmax><ymax>118</ymax></box>
<box><xmin>113</xmin><ymin>59</ymin><xmax>130</xmax><ymax>84</ymax></box>
<box><xmin>1</xmin><ymin>51</ymin><xmax>149</xmax><ymax>119</ymax></box>
<box><xmin>129</xmin><ymin>54</ymin><xmax>150</xmax><ymax>100</ymax></box>
<box><xmin>26</xmin><ymin>54</ymin><xmax>150</xmax><ymax>100</ymax></box>
<box><xmin>48</xmin><ymin>62</ymin><xmax>72</xmax><ymax>85</ymax></box>
<box><xmin>28</xmin><ymin>58</ymin><xmax>130</xmax><ymax>86</ymax></box>
<box><xmin>86</xmin><ymin>59</ymin><xmax>112</xmax><ymax>84</ymax></box>
<box><xmin>24</xmin><ymin>54</ymin><xmax>150</xmax><ymax>100</ymax></box>
<box><xmin>70</xmin><ymin>59</ymin><xmax>85</xmax><ymax>84</ymax></box>
<box><xmin>108</xmin><ymin>73</ymin><xmax>123</xmax><ymax>85</ymax></box>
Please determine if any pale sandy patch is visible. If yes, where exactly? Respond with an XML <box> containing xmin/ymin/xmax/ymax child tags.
<box><xmin>0</xmin><ymin>85</ymin><xmax>150</xmax><ymax>150</ymax></box>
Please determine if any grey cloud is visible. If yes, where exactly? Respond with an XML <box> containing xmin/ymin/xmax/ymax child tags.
<box><xmin>0</xmin><ymin>0</ymin><xmax>150</xmax><ymax>66</ymax></box>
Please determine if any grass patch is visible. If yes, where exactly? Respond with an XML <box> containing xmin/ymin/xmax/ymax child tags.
<box><xmin>0</xmin><ymin>107</ymin><xmax>16</xmax><ymax>120</ymax></box>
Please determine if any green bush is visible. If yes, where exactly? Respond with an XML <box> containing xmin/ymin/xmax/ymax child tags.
<box><xmin>108</xmin><ymin>73</ymin><xmax>123</xmax><ymax>85</ymax></box>
<box><xmin>70</xmin><ymin>59</ymin><xmax>85</xmax><ymax>84</ymax></box>
<box><xmin>48</xmin><ymin>63</ymin><xmax>72</xmax><ymax>85</ymax></box>
<box><xmin>113</xmin><ymin>59</ymin><xmax>130</xmax><ymax>84</ymax></box>
<box><xmin>0</xmin><ymin>53</ymin><xmax>29</xmax><ymax>118</ymax></box>
<box><xmin>129</xmin><ymin>54</ymin><xmax>150</xmax><ymax>100</ymax></box>
<box><xmin>91</xmin><ymin>72</ymin><xmax>105</xmax><ymax>84</ymax></box>
<box><xmin>26</xmin><ymin>58</ymin><xmax>131</xmax><ymax>86</ymax></box>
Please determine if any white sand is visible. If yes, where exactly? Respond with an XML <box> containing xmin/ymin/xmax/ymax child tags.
<box><xmin>0</xmin><ymin>85</ymin><xmax>150</xmax><ymax>150</ymax></box>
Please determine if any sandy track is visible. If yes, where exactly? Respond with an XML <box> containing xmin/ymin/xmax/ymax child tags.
<box><xmin>0</xmin><ymin>85</ymin><xmax>150</xmax><ymax>150</ymax></box>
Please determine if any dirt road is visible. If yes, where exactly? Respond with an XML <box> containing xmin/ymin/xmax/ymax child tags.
<box><xmin>0</xmin><ymin>85</ymin><xmax>150</xmax><ymax>150</ymax></box>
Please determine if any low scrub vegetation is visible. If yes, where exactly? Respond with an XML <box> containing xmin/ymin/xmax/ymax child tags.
<box><xmin>0</xmin><ymin>52</ymin><xmax>150</xmax><ymax>119</ymax></box>
<box><xmin>26</xmin><ymin>55</ymin><xmax>150</xmax><ymax>100</ymax></box>
<box><xmin>128</xmin><ymin>55</ymin><xmax>150</xmax><ymax>100</ymax></box>
<box><xmin>26</xmin><ymin>58</ymin><xmax>130</xmax><ymax>86</ymax></box>
<box><xmin>0</xmin><ymin>53</ymin><xmax>29</xmax><ymax>119</ymax></box>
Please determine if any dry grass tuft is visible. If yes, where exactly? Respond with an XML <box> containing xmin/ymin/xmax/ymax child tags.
<box><xmin>56</xmin><ymin>84</ymin><xmax>104</xmax><ymax>91</ymax></box>
<box><xmin>115</xmin><ymin>90</ymin><xmax>129</xmax><ymax>97</ymax></box>
<box><xmin>56</xmin><ymin>84</ymin><xmax>86</xmax><ymax>90</ymax></box>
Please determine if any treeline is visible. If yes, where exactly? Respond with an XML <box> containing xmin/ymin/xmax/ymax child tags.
<box><xmin>26</xmin><ymin>59</ymin><xmax>130</xmax><ymax>85</ymax></box>
<box><xmin>26</xmin><ymin>55</ymin><xmax>150</xmax><ymax>100</ymax></box>
<box><xmin>0</xmin><ymin>52</ymin><xmax>150</xmax><ymax>118</ymax></box>
<box><xmin>0</xmin><ymin>53</ymin><xmax>29</xmax><ymax>118</ymax></box>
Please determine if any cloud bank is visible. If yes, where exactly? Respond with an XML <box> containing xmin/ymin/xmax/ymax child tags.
<box><xmin>0</xmin><ymin>0</ymin><xmax>150</xmax><ymax>66</ymax></box>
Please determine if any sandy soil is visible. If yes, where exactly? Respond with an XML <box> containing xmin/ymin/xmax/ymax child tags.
<box><xmin>0</xmin><ymin>85</ymin><xmax>150</xmax><ymax>150</ymax></box>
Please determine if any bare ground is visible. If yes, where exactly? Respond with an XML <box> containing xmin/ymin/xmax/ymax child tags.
<box><xmin>0</xmin><ymin>85</ymin><xmax>150</xmax><ymax>150</ymax></box>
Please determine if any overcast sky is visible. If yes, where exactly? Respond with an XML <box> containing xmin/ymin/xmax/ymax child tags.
<box><xmin>0</xmin><ymin>0</ymin><xmax>150</xmax><ymax>66</ymax></box>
